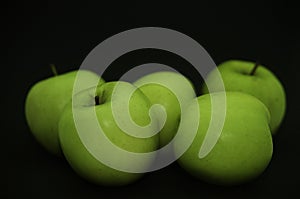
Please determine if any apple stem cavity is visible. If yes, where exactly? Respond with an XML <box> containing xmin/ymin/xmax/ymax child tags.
<box><xmin>95</xmin><ymin>96</ymin><xmax>100</xmax><ymax>105</ymax></box>
<box><xmin>250</xmin><ymin>62</ymin><xmax>259</xmax><ymax>76</ymax></box>
<box><xmin>50</xmin><ymin>64</ymin><xmax>58</xmax><ymax>76</ymax></box>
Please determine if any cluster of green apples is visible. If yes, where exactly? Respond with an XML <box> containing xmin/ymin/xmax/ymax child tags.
<box><xmin>25</xmin><ymin>60</ymin><xmax>286</xmax><ymax>186</ymax></box>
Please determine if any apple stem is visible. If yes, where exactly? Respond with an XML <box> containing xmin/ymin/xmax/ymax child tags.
<box><xmin>95</xmin><ymin>96</ymin><xmax>100</xmax><ymax>105</ymax></box>
<box><xmin>250</xmin><ymin>62</ymin><xmax>259</xmax><ymax>76</ymax></box>
<box><xmin>50</xmin><ymin>64</ymin><xmax>58</xmax><ymax>76</ymax></box>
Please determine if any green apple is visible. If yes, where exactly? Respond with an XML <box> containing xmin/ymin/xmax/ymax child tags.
<box><xmin>174</xmin><ymin>92</ymin><xmax>273</xmax><ymax>186</ymax></box>
<box><xmin>134</xmin><ymin>71</ymin><xmax>196</xmax><ymax>146</ymax></box>
<box><xmin>58</xmin><ymin>81</ymin><xmax>160</xmax><ymax>186</ymax></box>
<box><xmin>202</xmin><ymin>60</ymin><xmax>286</xmax><ymax>133</ymax></box>
<box><xmin>25</xmin><ymin>69</ymin><xmax>104</xmax><ymax>155</ymax></box>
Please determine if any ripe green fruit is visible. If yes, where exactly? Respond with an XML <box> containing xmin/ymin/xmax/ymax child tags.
<box><xmin>25</xmin><ymin>69</ymin><xmax>104</xmax><ymax>155</ymax></box>
<box><xmin>174</xmin><ymin>92</ymin><xmax>273</xmax><ymax>186</ymax></box>
<box><xmin>134</xmin><ymin>71</ymin><xmax>196</xmax><ymax>146</ymax></box>
<box><xmin>202</xmin><ymin>60</ymin><xmax>286</xmax><ymax>133</ymax></box>
<box><xmin>58</xmin><ymin>81</ymin><xmax>160</xmax><ymax>186</ymax></box>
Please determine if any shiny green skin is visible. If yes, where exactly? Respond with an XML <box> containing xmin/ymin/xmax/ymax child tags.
<box><xmin>175</xmin><ymin>92</ymin><xmax>273</xmax><ymax>186</ymax></box>
<box><xmin>134</xmin><ymin>71</ymin><xmax>196</xmax><ymax>146</ymax></box>
<box><xmin>202</xmin><ymin>60</ymin><xmax>286</xmax><ymax>134</ymax></box>
<box><xmin>25</xmin><ymin>70</ymin><xmax>104</xmax><ymax>155</ymax></box>
<box><xmin>58</xmin><ymin>82</ymin><xmax>159</xmax><ymax>186</ymax></box>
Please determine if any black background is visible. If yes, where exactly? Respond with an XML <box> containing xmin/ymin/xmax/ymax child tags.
<box><xmin>4</xmin><ymin>1</ymin><xmax>300</xmax><ymax>198</ymax></box>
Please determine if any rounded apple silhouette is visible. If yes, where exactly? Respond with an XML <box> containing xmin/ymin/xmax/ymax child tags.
<box><xmin>25</xmin><ymin>69</ymin><xmax>104</xmax><ymax>155</ymax></box>
<box><xmin>58</xmin><ymin>81</ymin><xmax>160</xmax><ymax>186</ymax></box>
<box><xmin>174</xmin><ymin>92</ymin><xmax>273</xmax><ymax>186</ymax></box>
<box><xmin>202</xmin><ymin>60</ymin><xmax>286</xmax><ymax>134</ymax></box>
<box><xmin>134</xmin><ymin>71</ymin><xmax>196</xmax><ymax>147</ymax></box>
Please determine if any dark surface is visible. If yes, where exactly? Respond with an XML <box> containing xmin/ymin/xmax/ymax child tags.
<box><xmin>4</xmin><ymin>1</ymin><xmax>300</xmax><ymax>199</ymax></box>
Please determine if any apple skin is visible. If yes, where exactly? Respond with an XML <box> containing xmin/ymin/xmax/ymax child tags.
<box><xmin>202</xmin><ymin>60</ymin><xmax>286</xmax><ymax>134</ymax></box>
<box><xmin>25</xmin><ymin>70</ymin><xmax>104</xmax><ymax>156</ymax></box>
<box><xmin>58</xmin><ymin>81</ymin><xmax>160</xmax><ymax>186</ymax></box>
<box><xmin>134</xmin><ymin>71</ymin><xmax>196</xmax><ymax>146</ymax></box>
<box><xmin>174</xmin><ymin>92</ymin><xmax>273</xmax><ymax>186</ymax></box>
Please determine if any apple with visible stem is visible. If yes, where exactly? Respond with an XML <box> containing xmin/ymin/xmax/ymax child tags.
<box><xmin>202</xmin><ymin>60</ymin><xmax>286</xmax><ymax>133</ymax></box>
<box><xmin>174</xmin><ymin>92</ymin><xmax>273</xmax><ymax>186</ymax></box>
<box><xmin>58</xmin><ymin>81</ymin><xmax>160</xmax><ymax>186</ymax></box>
<box><xmin>133</xmin><ymin>71</ymin><xmax>196</xmax><ymax>147</ymax></box>
<box><xmin>25</xmin><ymin>65</ymin><xmax>105</xmax><ymax>155</ymax></box>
